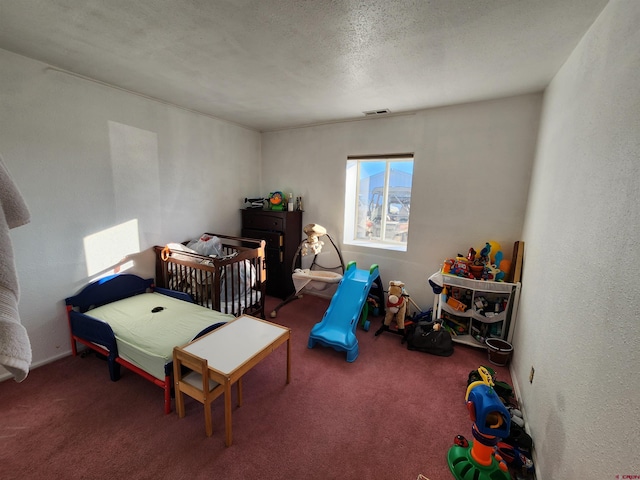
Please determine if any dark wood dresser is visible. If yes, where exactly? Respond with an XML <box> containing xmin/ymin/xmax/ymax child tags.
<box><xmin>241</xmin><ymin>209</ymin><xmax>303</xmax><ymax>299</ymax></box>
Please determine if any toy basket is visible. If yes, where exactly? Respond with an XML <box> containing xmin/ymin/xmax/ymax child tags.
<box><xmin>485</xmin><ymin>338</ymin><xmax>513</xmax><ymax>366</ymax></box>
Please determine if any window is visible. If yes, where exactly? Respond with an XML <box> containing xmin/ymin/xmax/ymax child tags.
<box><xmin>344</xmin><ymin>154</ymin><xmax>414</xmax><ymax>251</ymax></box>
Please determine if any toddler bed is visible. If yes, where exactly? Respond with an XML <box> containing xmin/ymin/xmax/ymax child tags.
<box><xmin>154</xmin><ymin>233</ymin><xmax>266</xmax><ymax>319</ymax></box>
<box><xmin>65</xmin><ymin>274</ymin><xmax>234</xmax><ymax>414</ymax></box>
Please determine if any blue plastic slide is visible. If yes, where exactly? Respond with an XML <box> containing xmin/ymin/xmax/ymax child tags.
<box><xmin>307</xmin><ymin>262</ymin><xmax>380</xmax><ymax>362</ymax></box>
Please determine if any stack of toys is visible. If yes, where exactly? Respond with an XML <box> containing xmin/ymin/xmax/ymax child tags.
<box><xmin>442</xmin><ymin>240</ymin><xmax>511</xmax><ymax>282</ymax></box>
<box><xmin>448</xmin><ymin>366</ymin><xmax>535</xmax><ymax>480</ymax></box>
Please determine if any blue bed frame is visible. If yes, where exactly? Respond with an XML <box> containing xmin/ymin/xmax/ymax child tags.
<box><xmin>65</xmin><ymin>273</ymin><xmax>224</xmax><ymax>414</ymax></box>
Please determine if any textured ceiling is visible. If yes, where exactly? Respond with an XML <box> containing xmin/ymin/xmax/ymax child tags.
<box><xmin>0</xmin><ymin>0</ymin><xmax>608</xmax><ymax>131</ymax></box>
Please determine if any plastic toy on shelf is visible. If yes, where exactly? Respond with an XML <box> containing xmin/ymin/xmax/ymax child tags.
<box><xmin>268</xmin><ymin>191</ymin><xmax>285</xmax><ymax>211</ymax></box>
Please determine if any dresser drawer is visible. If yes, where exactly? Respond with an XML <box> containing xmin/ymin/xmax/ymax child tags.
<box><xmin>242</xmin><ymin>228</ymin><xmax>283</xmax><ymax>250</ymax></box>
<box><xmin>241</xmin><ymin>209</ymin><xmax>302</xmax><ymax>299</ymax></box>
<box><xmin>265</xmin><ymin>247</ymin><xmax>284</xmax><ymax>264</ymax></box>
<box><xmin>242</xmin><ymin>211</ymin><xmax>285</xmax><ymax>231</ymax></box>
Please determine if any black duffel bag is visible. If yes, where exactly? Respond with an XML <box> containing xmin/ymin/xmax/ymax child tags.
<box><xmin>403</xmin><ymin>321</ymin><xmax>454</xmax><ymax>356</ymax></box>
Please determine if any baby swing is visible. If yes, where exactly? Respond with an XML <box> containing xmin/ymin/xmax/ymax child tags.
<box><xmin>270</xmin><ymin>224</ymin><xmax>345</xmax><ymax>318</ymax></box>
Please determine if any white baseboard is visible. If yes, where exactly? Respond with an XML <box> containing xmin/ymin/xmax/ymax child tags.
<box><xmin>510</xmin><ymin>364</ymin><xmax>541</xmax><ymax>480</ymax></box>
<box><xmin>0</xmin><ymin>350</ymin><xmax>73</xmax><ymax>383</ymax></box>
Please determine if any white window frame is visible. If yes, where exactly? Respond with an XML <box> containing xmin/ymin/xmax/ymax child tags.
<box><xmin>343</xmin><ymin>154</ymin><xmax>414</xmax><ymax>252</ymax></box>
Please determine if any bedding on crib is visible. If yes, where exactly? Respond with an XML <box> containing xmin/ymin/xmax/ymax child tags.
<box><xmin>154</xmin><ymin>233</ymin><xmax>266</xmax><ymax>319</ymax></box>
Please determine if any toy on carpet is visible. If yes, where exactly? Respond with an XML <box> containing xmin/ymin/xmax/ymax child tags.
<box><xmin>308</xmin><ymin>262</ymin><xmax>380</xmax><ymax>362</ymax></box>
<box><xmin>465</xmin><ymin>367</ymin><xmax>535</xmax><ymax>477</ymax></box>
<box><xmin>359</xmin><ymin>276</ymin><xmax>385</xmax><ymax>331</ymax></box>
<box><xmin>496</xmin><ymin>440</ymin><xmax>534</xmax><ymax>476</ymax></box>
<box><xmin>448</xmin><ymin>366</ymin><xmax>511</xmax><ymax>480</ymax></box>
<box><xmin>270</xmin><ymin>223</ymin><xmax>345</xmax><ymax>318</ymax></box>
<box><xmin>467</xmin><ymin>367</ymin><xmax>515</xmax><ymax>407</ymax></box>
<box><xmin>375</xmin><ymin>280</ymin><xmax>408</xmax><ymax>336</ymax></box>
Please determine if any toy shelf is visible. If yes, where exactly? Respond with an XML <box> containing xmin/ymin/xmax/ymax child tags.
<box><xmin>440</xmin><ymin>301</ymin><xmax>508</xmax><ymax>324</ymax></box>
<box><xmin>432</xmin><ymin>273</ymin><xmax>521</xmax><ymax>349</ymax></box>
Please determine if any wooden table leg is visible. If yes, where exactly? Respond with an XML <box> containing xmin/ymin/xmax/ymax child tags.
<box><xmin>286</xmin><ymin>336</ymin><xmax>291</xmax><ymax>384</ymax></box>
<box><xmin>224</xmin><ymin>381</ymin><xmax>232</xmax><ymax>447</ymax></box>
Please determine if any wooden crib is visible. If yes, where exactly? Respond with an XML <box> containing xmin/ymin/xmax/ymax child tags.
<box><xmin>154</xmin><ymin>233</ymin><xmax>266</xmax><ymax>318</ymax></box>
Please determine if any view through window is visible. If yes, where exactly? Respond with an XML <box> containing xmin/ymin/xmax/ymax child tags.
<box><xmin>344</xmin><ymin>154</ymin><xmax>414</xmax><ymax>251</ymax></box>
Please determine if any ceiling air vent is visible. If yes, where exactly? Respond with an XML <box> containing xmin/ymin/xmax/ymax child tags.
<box><xmin>363</xmin><ymin>109</ymin><xmax>391</xmax><ymax>116</ymax></box>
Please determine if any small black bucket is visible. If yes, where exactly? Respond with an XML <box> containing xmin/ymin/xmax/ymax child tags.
<box><xmin>485</xmin><ymin>338</ymin><xmax>513</xmax><ymax>366</ymax></box>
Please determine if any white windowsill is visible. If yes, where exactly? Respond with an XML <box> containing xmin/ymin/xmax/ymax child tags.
<box><xmin>344</xmin><ymin>239</ymin><xmax>407</xmax><ymax>252</ymax></box>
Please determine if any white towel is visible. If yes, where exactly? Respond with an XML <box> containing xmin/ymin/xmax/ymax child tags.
<box><xmin>0</xmin><ymin>154</ymin><xmax>32</xmax><ymax>382</ymax></box>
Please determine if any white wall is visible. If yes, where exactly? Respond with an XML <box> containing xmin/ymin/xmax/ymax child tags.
<box><xmin>513</xmin><ymin>1</ymin><xmax>640</xmax><ymax>478</ymax></box>
<box><xmin>6</xmin><ymin>3</ymin><xmax>638</xmax><ymax>474</ymax></box>
<box><xmin>0</xmin><ymin>49</ymin><xmax>261</xmax><ymax>378</ymax></box>
<box><xmin>262</xmin><ymin>94</ymin><xmax>541</xmax><ymax>309</ymax></box>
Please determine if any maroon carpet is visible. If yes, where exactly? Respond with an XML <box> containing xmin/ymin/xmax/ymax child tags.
<box><xmin>0</xmin><ymin>294</ymin><xmax>512</xmax><ymax>480</ymax></box>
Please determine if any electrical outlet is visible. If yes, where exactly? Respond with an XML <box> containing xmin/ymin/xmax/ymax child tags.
<box><xmin>529</xmin><ymin>366</ymin><xmax>535</xmax><ymax>383</ymax></box>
